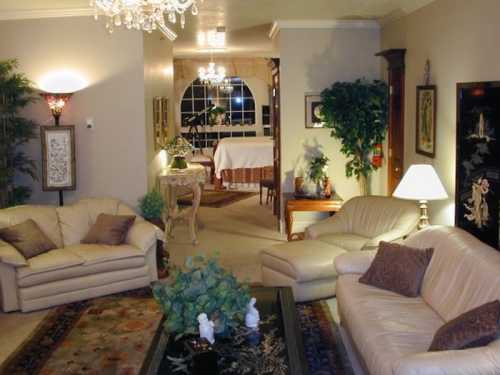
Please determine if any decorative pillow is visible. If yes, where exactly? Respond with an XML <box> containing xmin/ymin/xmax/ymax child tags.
<box><xmin>0</xmin><ymin>219</ymin><xmax>57</xmax><ymax>259</ymax></box>
<box><xmin>359</xmin><ymin>241</ymin><xmax>434</xmax><ymax>297</ymax></box>
<box><xmin>81</xmin><ymin>214</ymin><xmax>135</xmax><ymax>246</ymax></box>
<box><xmin>429</xmin><ymin>300</ymin><xmax>500</xmax><ymax>352</ymax></box>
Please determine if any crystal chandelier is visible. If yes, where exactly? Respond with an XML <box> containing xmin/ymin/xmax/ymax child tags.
<box><xmin>198</xmin><ymin>62</ymin><xmax>226</xmax><ymax>87</ymax></box>
<box><xmin>90</xmin><ymin>0</ymin><xmax>201</xmax><ymax>41</ymax></box>
<box><xmin>219</xmin><ymin>77</ymin><xmax>234</xmax><ymax>94</ymax></box>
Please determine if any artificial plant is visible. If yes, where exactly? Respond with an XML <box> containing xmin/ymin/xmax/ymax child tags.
<box><xmin>152</xmin><ymin>254</ymin><xmax>251</xmax><ymax>340</ymax></box>
<box><xmin>321</xmin><ymin>79</ymin><xmax>388</xmax><ymax>195</ymax></box>
<box><xmin>138</xmin><ymin>190</ymin><xmax>165</xmax><ymax>221</ymax></box>
<box><xmin>308</xmin><ymin>154</ymin><xmax>329</xmax><ymax>187</ymax></box>
<box><xmin>0</xmin><ymin>59</ymin><xmax>38</xmax><ymax>208</ymax></box>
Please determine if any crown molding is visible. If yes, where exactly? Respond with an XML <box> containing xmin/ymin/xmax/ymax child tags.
<box><xmin>269</xmin><ymin>19</ymin><xmax>380</xmax><ymax>39</ymax></box>
<box><xmin>0</xmin><ymin>8</ymin><xmax>93</xmax><ymax>21</ymax></box>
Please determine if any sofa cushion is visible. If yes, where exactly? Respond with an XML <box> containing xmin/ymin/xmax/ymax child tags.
<box><xmin>337</xmin><ymin>274</ymin><xmax>444</xmax><ymax>375</ymax></box>
<box><xmin>261</xmin><ymin>240</ymin><xmax>346</xmax><ymax>282</ymax></box>
<box><xmin>57</xmin><ymin>202</ymin><xmax>91</xmax><ymax>246</ymax></box>
<box><xmin>316</xmin><ymin>233</ymin><xmax>369</xmax><ymax>252</ymax></box>
<box><xmin>66</xmin><ymin>244</ymin><xmax>144</xmax><ymax>265</ymax></box>
<box><xmin>405</xmin><ymin>226</ymin><xmax>500</xmax><ymax>322</ymax></box>
<box><xmin>429</xmin><ymin>300</ymin><xmax>500</xmax><ymax>352</ymax></box>
<box><xmin>0</xmin><ymin>205</ymin><xmax>63</xmax><ymax>248</ymax></box>
<box><xmin>17</xmin><ymin>248</ymin><xmax>85</xmax><ymax>279</ymax></box>
<box><xmin>0</xmin><ymin>219</ymin><xmax>57</xmax><ymax>259</ymax></box>
<box><xmin>82</xmin><ymin>214</ymin><xmax>136</xmax><ymax>246</ymax></box>
<box><xmin>359</xmin><ymin>241</ymin><xmax>434</xmax><ymax>297</ymax></box>
<box><xmin>17</xmin><ymin>256</ymin><xmax>145</xmax><ymax>288</ymax></box>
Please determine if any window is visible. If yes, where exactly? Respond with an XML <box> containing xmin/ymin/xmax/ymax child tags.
<box><xmin>180</xmin><ymin>77</ymin><xmax>256</xmax><ymax>127</ymax></box>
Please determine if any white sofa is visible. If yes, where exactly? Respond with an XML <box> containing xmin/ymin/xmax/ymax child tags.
<box><xmin>0</xmin><ymin>198</ymin><xmax>161</xmax><ymax>312</ymax></box>
<box><xmin>261</xmin><ymin>196</ymin><xmax>419</xmax><ymax>302</ymax></box>
<box><xmin>335</xmin><ymin>226</ymin><xmax>500</xmax><ymax>375</ymax></box>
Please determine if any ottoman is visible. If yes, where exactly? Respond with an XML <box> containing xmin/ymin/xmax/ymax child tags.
<box><xmin>260</xmin><ymin>240</ymin><xmax>346</xmax><ymax>302</ymax></box>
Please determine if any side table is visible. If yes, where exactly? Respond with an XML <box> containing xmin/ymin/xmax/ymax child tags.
<box><xmin>285</xmin><ymin>193</ymin><xmax>343</xmax><ymax>241</ymax></box>
<box><xmin>158</xmin><ymin>164</ymin><xmax>206</xmax><ymax>245</ymax></box>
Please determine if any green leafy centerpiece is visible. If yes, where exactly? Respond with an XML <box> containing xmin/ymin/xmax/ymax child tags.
<box><xmin>164</xmin><ymin>135</ymin><xmax>193</xmax><ymax>169</ymax></box>
<box><xmin>152</xmin><ymin>254</ymin><xmax>251</xmax><ymax>339</ymax></box>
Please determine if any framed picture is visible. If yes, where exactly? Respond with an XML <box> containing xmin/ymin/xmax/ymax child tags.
<box><xmin>456</xmin><ymin>82</ymin><xmax>500</xmax><ymax>250</ymax></box>
<box><xmin>305</xmin><ymin>94</ymin><xmax>326</xmax><ymax>128</ymax></box>
<box><xmin>153</xmin><ymin>97</ymin><xmax>169</xmax><ymax>151</ymax></box>
<box><xmin>41</xmin><ymin>126</ymin><xmax>76</xmax><ymax>191</ymax></box>
<box><xmin>416</xmin><ymin>85</ymin><xmax>437</xmax><ymax>157</ymax></box>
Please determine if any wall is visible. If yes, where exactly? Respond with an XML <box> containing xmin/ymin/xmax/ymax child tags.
<box><xmin>277</xmin><ymin>26</ymin><xmax>383</xmax><ymax>195</ymax></box>
<box><xmin>0</xmin><ymin>17</ymin><xmax>148</xmax><ymax>208</ymax></box>
<box><xmin>143</xmin><ymin>33</ymin><xmax>174</xmax><ymax>189</ymax></box>
<box><xmin>381</xmin><ymin>0</ymin><xmax>500</xmax><ymax>225</ymax></box>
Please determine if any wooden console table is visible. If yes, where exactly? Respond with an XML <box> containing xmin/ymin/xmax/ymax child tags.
<box><xmin>285</xmin><ymin>193</ymin><xmax>343</xmax><ymax>241</ymax></box>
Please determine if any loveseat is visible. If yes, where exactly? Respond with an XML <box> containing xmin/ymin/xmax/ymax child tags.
<box><xmin>261</xmin><ymin>196</ymin><xmax>419</xmax><ymax>302</ymax></box>
<box><xmin>0</xmin><ymin>198</ymin><xmax>161</xmax><ymax>312</ymax></box>
<box><xmin>335</xmin><ymin>226</ymin><xmax>500</xmax><ymax>375</ymax></box>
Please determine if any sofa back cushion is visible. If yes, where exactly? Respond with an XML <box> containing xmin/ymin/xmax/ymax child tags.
<box><xmin>340</xmin><ymin>196</ymin><xmax>419</xmax><ymax>239</ymax></box>
<box><xmin>404</xmin><ymin>226</ymin><xmax>500</xmax><ymax>321</ymax></box>
<box><xmin>0</xmin><ymin>205</ymin><xmax>63</xmax><ymax>248</ymax></box>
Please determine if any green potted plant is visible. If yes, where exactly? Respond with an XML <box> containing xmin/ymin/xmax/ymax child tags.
<box><xmin>321</xmin><ymin>79</ymin><xmax>388</xmax><ymax>195</ymax></box>
<box><xmin>152</xmin><ymin>254</ymin><xmax>251</xmax><ymax>340</ymax></box>
<box><xmin>0</xmin><ymin>59</ymin><xmax>38</xmax><ymax>208</ymax></box>
<box><xmin>308</xmin><ymin>154</ymin><xmax>329</xmax><ymax>196</ymax></box>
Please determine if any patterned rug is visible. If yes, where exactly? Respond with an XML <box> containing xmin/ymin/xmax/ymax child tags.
<box><xmin>178</xmin><ymin>190</ymin><xmax>257</xmax><ymax>208</ymax></box>
<box><xmin>1</xmin><ymin>291</ymin><xmax>352</xmax><ymax>375</ymax></box>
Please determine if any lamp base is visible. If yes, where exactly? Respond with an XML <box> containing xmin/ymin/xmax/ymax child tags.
<box><xmin>418</xmin><ymin>200</ymin><xmax>430</xmax><ymax>230</ymax></box>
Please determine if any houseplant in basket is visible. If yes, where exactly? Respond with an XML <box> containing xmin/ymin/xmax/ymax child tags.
<box><xmin>321</xmin><ymin>79</ymin><xmax>388</xmax><ymax>195</ymax></box>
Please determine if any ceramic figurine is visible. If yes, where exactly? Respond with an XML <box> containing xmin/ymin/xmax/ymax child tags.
<box><xmin>198</xmin><ymin>313</ymin><xmax>215</xmax><ymax>344</ymax></box>
<box><xmin>245</xmin><ymin>297</ymin><xmax>260</xmax><ymax>329</ymax></box>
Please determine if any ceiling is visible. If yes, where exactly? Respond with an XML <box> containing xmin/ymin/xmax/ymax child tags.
<box><xmin>0</xmin><ymin>0</ymin><xmax>435</xmax><ymax>57</ymax></box>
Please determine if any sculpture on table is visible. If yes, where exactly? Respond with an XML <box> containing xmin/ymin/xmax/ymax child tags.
<box><xmin>245</xmin><ymin>297</ymin><xmax>260</xmax><ymax>329</ymax></box>
<box><xmin>198</xmin><ymin>313</ymin><xmax>215</xmax><ymax>344</ymax></box>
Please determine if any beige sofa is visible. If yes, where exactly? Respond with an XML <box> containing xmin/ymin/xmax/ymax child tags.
<box><xmin>261</xmin><ymin>196</ymin><xmax>419</xmax><ymax>302</ymax></box>
<box><xmin>0</xmin><ymin>198</ymin><xmax>161</xmax><ymax>312</ymax></box>
<box><xmin>335</xmin><ymin>226</ymin><xmax>500</xmax><ymax>375</ymax></box>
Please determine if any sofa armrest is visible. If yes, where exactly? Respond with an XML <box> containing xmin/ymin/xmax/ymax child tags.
<box><xmin>334</xmin><ymin>250</ymin><xmax>376</xmax><ymax>275</ymax></box>
<box><xmin>362</xmin><ymin>228</ymin><xmax>409</xmax><ymax>250</ymax></box>
<box><xmin>0</xmin><ymin>240</ymin><xmax>27</xmax><ymax>267</ymax></box>
<box><xmin>305</xmin><ymin>214</ymin><xmax>348</xmax><ymax>239</ymax></box>
<box><xmin>126</xmin><ymin>221</ymin><xmax>163</xmax><ymax>254</ymax></box>
<box><xmin>393</xmin><ymin>341</ymin><xmax>500</xmax><ymax>375</ymax></box>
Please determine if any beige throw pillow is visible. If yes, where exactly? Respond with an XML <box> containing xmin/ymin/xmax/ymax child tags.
<box><xmin>0</xmin><ymin>219</ymin><xmax>57</xmax><ymax>259</ymax></box>
<box><xmin>81</xmin><ymin>214</ymin><xmax>135</xmax><ymax>246</ymax></box>
<box><xmin>359</xmin><ymin>241</ymin><xmax>434</xmax><ymax>297</ymax></box>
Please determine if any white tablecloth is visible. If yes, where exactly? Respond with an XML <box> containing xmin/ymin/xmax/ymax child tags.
<box><xmin>213</xmin><ymin>137</ymin><xmax>274</xmax><ymax>178</ymax></box>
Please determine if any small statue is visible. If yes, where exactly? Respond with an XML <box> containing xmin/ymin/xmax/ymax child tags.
<box><xmin>198</xmin><ymin>313</ymin><xmax>215</xmax><ymax>344</ymax></box>
<box><xmin>245</xmin><ymin>297</ymin><xmax>260</xmax><ymax>329</ymax></box>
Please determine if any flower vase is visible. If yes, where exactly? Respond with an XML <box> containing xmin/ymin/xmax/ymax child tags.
<box><xmin>170</xmin><ymin>155</ymin><xmax>188</xmax><ymax>169</ymax></box>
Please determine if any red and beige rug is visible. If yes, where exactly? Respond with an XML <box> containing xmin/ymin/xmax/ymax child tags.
<box><xmin>1</xmin><ymin>290</ymin><xmax>352</xmax><ymax>375</ymax></box>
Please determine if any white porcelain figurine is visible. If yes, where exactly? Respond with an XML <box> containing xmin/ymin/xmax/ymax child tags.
<box><xmin>198</xmin><ymin>313</ymin><xmax>215</xmax><ymax>344</ymax></box>
<box><xmin>245</xmin><ymin>297</ymin><xmax>260</xmax><ymax>329</ymax></box>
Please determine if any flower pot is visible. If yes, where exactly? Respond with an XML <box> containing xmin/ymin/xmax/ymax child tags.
<box><xmin>171</xmin><ymin>155</ymin><xmax>188</xmax><ymax>169</ymax></box>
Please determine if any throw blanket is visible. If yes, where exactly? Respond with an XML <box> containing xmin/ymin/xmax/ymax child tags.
<box><xmin>214</xmin><ymin>137</ymin><xmax>274</xmax><ymax>179</ymax></box>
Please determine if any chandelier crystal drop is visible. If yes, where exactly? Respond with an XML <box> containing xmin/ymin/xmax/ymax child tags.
<box><xmin>90</xmin><ymin>0</ymin><xmax>201</xmax><ymax>41</ymax></box>
<box><xmin>198</xmin><ymin>62</ymin><xmax>226</xmax><ymax>87</ymax></box>
<box><xmin>219</xmin><ymin>77</ymin><xmax>234</xmax><ymax>94</ymax></box>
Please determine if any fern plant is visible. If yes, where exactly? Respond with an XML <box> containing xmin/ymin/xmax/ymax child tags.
<box><xmin>138</xmin><ymin>190</ymin><xmax>165</xmax><ymax>220</ymax></box>
<box><xmin>0</xmin><ymin>59</ymin><xmax>38</xmax><ymax>208</ymax></box>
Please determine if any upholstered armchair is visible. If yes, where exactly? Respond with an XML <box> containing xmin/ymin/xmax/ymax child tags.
<box><xmin>0</xmin><ymin>198</ymin><xmax>162</xmax><ymax>312</ymax></box>
<box><xmin>305</xmin><ymin>195</ymin><xmax>420</xmax><ymax>252</ymax></box>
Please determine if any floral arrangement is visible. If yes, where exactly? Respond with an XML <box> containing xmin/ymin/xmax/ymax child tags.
<box><xmin>152</xmin><ymin>254</ymin><xmax>251</xmax><ymax>340</ymax></box>
<box><xmin>164</xmin><ymin>135</ymin><xmax>193</xmax><ymax>158</ymax></box>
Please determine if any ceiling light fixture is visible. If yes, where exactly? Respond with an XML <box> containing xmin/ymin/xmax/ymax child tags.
<box><xmin>90</xmin><ymin>0</ymin><xmax>202</xmax><ymax>41</ymax></box>
<box><xmin>197</xmin><ymin>26</ymin><xmax>226</xmax><ymax>49</ymax></box>
<box><xmin>219</xmin><ymin>77</ymin><xmax>234</xmax><ymax>94</ymax></box>
<box><xmin>198</xmin><ymin>62</ymin><xmax>226</xmax><ymax>87</ymax></box>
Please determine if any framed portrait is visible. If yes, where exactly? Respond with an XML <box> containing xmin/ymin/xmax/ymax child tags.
<box><xmin>41</xmin><ymin>126</ymin><xmax>76</xmax><ymax>191</ymax></box>
<box><xmin>456</xmin><ymin>82</ymin><xmax>500</xmax><ymax>250</ymax></box>
<box><xmin>305</xmin><ymin>94</ymin><xmax>326</xmax><ymax>128</ymax></box>
<box><xmin>415</xmin><ymin>85</ymin><xmax>437</xmax><ymax>157</ymax></box>
<box><xmin>153</xmin><ymin>97</ymin><xmax>169</xmax><ymax>151</ymax></box>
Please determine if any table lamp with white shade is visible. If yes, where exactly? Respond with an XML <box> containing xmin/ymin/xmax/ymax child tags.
<box><xmin>393</xmin><ymin>164</ymin><xmax>448</xmax><ymax>230</ymax></box>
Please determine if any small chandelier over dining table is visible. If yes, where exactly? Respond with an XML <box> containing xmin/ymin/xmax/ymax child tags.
<box><xmin>198</xmin><ymin>62</ymin><xmax>226</xmax><ymax>87</ymax></box>
<box><xmin>90</xmin><ymin>0</ymin><xmax>201</xmax><ymax>41</ymax></box>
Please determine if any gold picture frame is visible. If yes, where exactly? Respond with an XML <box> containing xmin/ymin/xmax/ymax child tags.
<box><xmin>153</xmin><ymin>97</ymin><xmax>169</xmax><ymax>150</ymax></box>
<box><xmin>40</xmin><ymin>125</ymin><xmax>76</xmax><ymax>191</ymax></box>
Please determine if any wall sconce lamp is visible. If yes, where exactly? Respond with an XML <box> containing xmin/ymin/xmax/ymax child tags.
<box><xmin>40</xmin><ymin>93</ymin><xmax>73</xmax><ymax>126</ymax></box>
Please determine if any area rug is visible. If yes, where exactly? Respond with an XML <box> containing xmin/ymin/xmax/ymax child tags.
<box><xmin>177</xmin><ymin>190</ymin><xmax>257</xmax><ymax>208</ymax></box>
<box><xmin>2</xmin><ymin>290</ymin><xmax>352</xmax><ymax>375</ymax></box>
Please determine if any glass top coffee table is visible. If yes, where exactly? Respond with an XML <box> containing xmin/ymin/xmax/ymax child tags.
<box><xmin>140</xmin><ymin>287</ymin><xmax>308</xmax><ymax>375</ymax></box>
